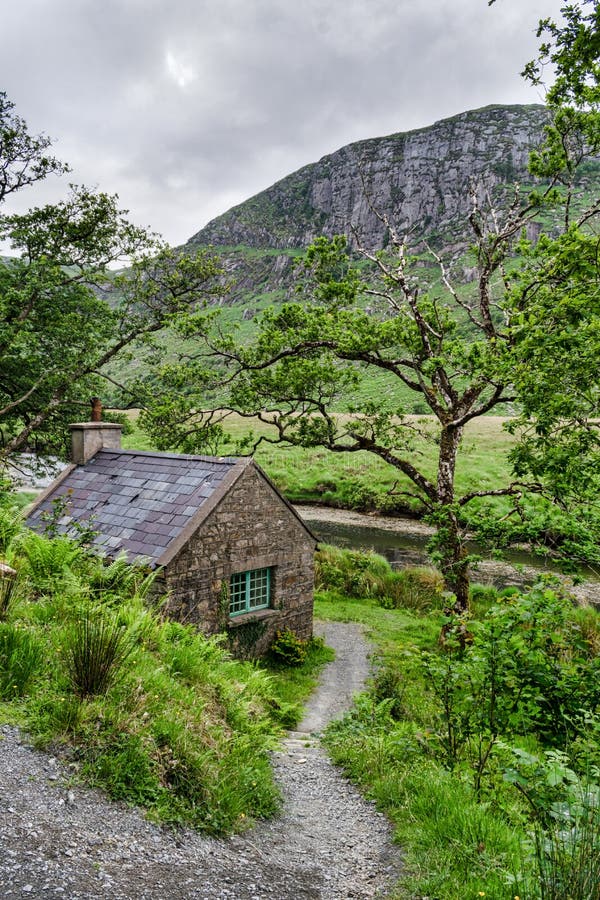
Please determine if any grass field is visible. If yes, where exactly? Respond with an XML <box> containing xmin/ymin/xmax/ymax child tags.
<box><xmin>123</xmin><ymin>412</ymin><xmax>517</xmax><ymax>515</ymax></box>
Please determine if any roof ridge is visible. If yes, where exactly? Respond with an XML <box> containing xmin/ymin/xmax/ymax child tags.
<box><xmin>95</xmin><ymin>448</ymin><xmax>239</xmax><ymax>464</ymax></box>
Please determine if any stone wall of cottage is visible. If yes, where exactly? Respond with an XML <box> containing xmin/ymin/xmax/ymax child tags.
<box><xmin>161</xmin><ymin>466</ymin><xmax>315</xmax><ymax>657</ymax></box>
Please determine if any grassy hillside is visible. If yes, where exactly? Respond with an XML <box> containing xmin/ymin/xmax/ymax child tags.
<box><xmin>0</xmin><ymin>508</ymin><xmax>332</xmax><ymax>834</ymax></box>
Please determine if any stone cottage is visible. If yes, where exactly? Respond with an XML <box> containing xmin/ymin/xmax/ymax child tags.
<box><xmin>26</xmin><ymin>418</ymin><xmax>316</xmax><ymax>656</ymax></box>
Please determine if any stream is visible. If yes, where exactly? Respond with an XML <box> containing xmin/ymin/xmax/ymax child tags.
<box><xmin>296</xmin><ymin>503</ymin><xmax>600</xmax><ymax>605</ymax></box>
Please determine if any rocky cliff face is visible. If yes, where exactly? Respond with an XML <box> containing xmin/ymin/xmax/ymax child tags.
<box><xmin>186</xmin><ymin>104</ymin><xmax>550</xmax><ymax>301</ymax></box>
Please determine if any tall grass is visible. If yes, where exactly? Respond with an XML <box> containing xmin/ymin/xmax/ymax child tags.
<box><xmin>63</xmin><ymin>609</ymin><xmax>133</xmax><ymax>698</ymax></box>
<box><xmin>316</xmin><ymin>544</ymin><xmax>444</xmax><ymax>613</ymax></box>
<box><xmin>0</xmin><ymin>623</ymin><xmax>43</xmax><ymax>699</ymax></box>
<box><xmin>531</xmin><ymin>801</ymin><xmax>600</xmax><ymax>900</ymax></box>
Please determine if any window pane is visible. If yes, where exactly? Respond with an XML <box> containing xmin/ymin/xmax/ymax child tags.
<box><xmin>230</xmin><ymin>567</ymin><xmax>271</xmax><ymax>615</ymax></box>
<box><xmin>229</xmin><ymin>571</ymin><xmax>247</xmax><ymax>615</ymax></box>
<box><xmin>248</xmin><ymin>568</ymin><xmax>270</xmax><ymax>609</ymax></box>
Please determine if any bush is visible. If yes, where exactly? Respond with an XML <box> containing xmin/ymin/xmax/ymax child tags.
<box><xmin>269</xmin><ymin>629</ymin><xmax>308</xmax><ymax>666</ymax></box>
<box><xmin>424</xmin><ymin>581</ymin><xmax>600</xmax><ymax>789</ymax></box>
<box><xmin>268</xmin><ymin>629</ymin><xmax>308</xmax><ymax>666</ymax></box>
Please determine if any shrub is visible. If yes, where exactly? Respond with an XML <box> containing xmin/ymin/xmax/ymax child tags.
<box><xmin>505</xmin><ymin>748</ymin><xmax>600</xmax><ymax>899</ymax></box>
<box><xmin>424</xmin><ymin>581</ymin><xmax>600</xmax><ymax>790</ymax></box>
<box><xmin>0</xmin><ymin>622</ymin><xmax>43</xmax><ymax>699</ymax></box>
<box><xmin>269</xmin><ymin>629</ymin><xmax>308</xmax><ymax>666</ymax></box>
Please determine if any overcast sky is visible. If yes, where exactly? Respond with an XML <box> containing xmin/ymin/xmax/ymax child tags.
<box><xmin>1</xmin><ymin>0</ymin><xmax>565</xmax><ymax>247</ymax></box>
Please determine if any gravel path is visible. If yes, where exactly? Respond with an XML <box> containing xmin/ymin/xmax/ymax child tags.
<box><xmin>0</xmin><ymin>622</ymin><xmax>402</xmax><ymax>899</ymax></box>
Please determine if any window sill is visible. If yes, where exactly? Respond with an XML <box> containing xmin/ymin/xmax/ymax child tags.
<box><xmin>228</xmin><ymin>608</ymin><xmax>281</xmax><ymax>628</ymax></box>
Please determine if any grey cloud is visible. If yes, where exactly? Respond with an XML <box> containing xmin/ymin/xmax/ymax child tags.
<box><xmin>1</xmin><ymin>0</ymin><xmax>565</xmax><ymax>245</ymax></box>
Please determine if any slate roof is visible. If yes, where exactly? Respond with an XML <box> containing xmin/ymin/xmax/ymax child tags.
<box><xmin>26</xmin><ymin>449</ymin><xmax>241</xmax><ymax>565</ymax></box>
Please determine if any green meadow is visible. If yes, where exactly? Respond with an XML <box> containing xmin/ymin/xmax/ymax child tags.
<box><xmin>123</xmin><ymin>412</ymin><xmax>516</xmax><ymax>516</ymax></box>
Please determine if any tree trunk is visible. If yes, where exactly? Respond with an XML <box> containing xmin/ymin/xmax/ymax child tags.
<box><xmin>436</xmin><ymin>424</ymin><xmax>470</xmax><ymax>612</ymax></box>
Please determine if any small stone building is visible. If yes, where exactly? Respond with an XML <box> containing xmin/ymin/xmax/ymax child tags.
<box><xmin>26</xmin><ymin>420</ymin><xmax>316</xmax><ymax>656</ymax></box>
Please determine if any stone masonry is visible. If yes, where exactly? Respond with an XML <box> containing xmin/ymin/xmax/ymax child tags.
<box><xmin>160</xmin><ymin>464</ymin><xmax>315</xmax><ymax>657</ymax></box>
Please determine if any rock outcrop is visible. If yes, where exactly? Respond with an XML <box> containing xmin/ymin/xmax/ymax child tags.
<box><xmin>184</xmin><ymin>104</ymin><xmax>595</xmax><ymax>303</ymax></box>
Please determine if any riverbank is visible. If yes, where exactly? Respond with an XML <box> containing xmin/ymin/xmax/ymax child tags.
<box><xmin>296</xmin><ymin>503</ymin><xmax>600</xmax><ymax>607</ymax></box>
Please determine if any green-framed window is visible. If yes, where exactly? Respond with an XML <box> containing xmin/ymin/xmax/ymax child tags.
<box><xmin>229</xmin><ymin>567</ymin><xmax>271</xmax><ymax>616</ymax></box>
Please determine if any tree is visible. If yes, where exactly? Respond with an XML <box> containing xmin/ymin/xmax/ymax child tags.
<box><xmin>0</xmin><ymin>95</ymin><xmax>224</xmax><ymax>469</ymax></box>
<box><xmin>141</xmin><ymin>1</ymin><xmax>600</xmax><ymax>610</ymax></box>
<box><xmin>0</xmin><ymin>92</ymin><xmax>69</xmax><ymax>203</ymax></box>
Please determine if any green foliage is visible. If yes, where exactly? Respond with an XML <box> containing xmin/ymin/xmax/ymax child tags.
<box><xmin>268</xmin><ymin>629</ymin><xmax>308</xmax><ymax>667</ymax></box>
<box><xmin>382</xmin><ymin>566</ymin><xmax>445</xmax><ymax>613</ymax></box>
<box><xmin>138</xmin><ymin>5</ymin><xmax>600</xmax><ymax>614</ymax></box>
<box><xmin>0</xmin><ymin>92</ymin><xmax>224</xmax><ymax>464</ymax></box>
<box><xmin>0</xmin><ymin>91</ymin><xmax>69</xmax><ymax>204</ymax></box>
<box><xmin>315</xmin><ymin>544</ymin><xmax>443</xmax><ymax>613</ymax></box>
<box><xmin>0</xmin><ymin>505</ymin><xmax>25</xmax><ymax>555</ymax></box>
<box><xmin>314</xmin><ymin>564</ymin><xmax>600</xmax><ymax>897</ymax></box>
<box><xmin>0</xmin><ymin>526</ymin><xmax>295</xmax><ymax>834</ymax></box>
<box><xmin>261</xmin><ymin>635</ymin><xmax>335</xmax><ymax>728</ymax></box>
<box><xmin>16</xmin><ymin>530</ymin><xmax>83</xmax><ymax>592</ymax></box>
<box><xmin>0</xmin><ymin>623</ymin><xmax>42</xmax><ymax>699</ymax></box>
<box><xmin>85</xmin><ymin>554</ymin><xmax>156</xmax><ymax>603</ymax></box>
<box><xmin>0</xmin><ymin>569</ymin><xmax>18</xmax><ymax>621</ymax></box>
<box><xmin>324</xmin><ymin>694</ymin><xmax>524</xmax><ymax>899</ymax></box>
<box><xmin>316</xmin><ymin>544</ymin><xmax>391</xmax><ymax>596</ymax></box>
<box><xmin>504</xmin><ymin>747</ymin><xmax>600</xmax><ymax>899</ymax></box>
<box><xmin>424</xmin><ymin>581</ymin><xmax>600</xmax><ymax>798</ymax></box>
<box><xmin>370</xmin><ymin>662</ymin><xmax>406</xmax><ymax>720</ymax></box>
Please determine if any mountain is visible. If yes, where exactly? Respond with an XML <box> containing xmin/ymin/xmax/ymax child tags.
<box><xmin>184</xmin><ymin>105</ymin><xmax>562</xmax><ymax>305</ymax></box>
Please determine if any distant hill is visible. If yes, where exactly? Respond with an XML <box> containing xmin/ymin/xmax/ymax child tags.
<box><xmin>185</xmin><ymin>104</ymin><xmax>594</xmax><ymax>307</ymax></box>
